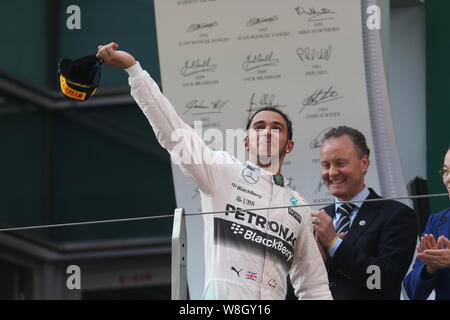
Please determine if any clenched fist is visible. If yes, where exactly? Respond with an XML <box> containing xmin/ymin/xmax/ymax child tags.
<box><xmin>96</xmin><ymin>42</ymin><xmax>137</xmax><ymax>69</ymax></box>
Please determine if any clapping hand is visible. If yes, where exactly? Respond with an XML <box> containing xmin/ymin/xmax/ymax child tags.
<box><xmin>417</xmin><ymin>234</ymin><xmax>450</xmax><ymax>274</ymax></box>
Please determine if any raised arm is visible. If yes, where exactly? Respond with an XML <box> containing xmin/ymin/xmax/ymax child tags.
<box><xmin>97</xmin><ymin>43</ymin><xmax>227</xmax><ymax>194</ymax></box>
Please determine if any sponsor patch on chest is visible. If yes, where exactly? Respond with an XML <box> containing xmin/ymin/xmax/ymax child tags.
<box><xmin>288</xmin><ymin>207</ymin><xmax>302</xmax><ymax>225</ymax></box>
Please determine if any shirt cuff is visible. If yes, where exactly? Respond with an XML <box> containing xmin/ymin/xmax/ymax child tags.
<box><xmin>125</xmin><ymin>61</ymin><xmax>143</xmax><ymax>78</ymax></box>
<box><xmin>328</xmin><ymin>237</ymin><xmax>343</xmax><ymax>258</ymax></box>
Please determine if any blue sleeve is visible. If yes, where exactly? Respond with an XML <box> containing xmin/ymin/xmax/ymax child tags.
<box><xmin>403</xmin><ymin>213</ymin><xmax>438</xmax><ymax>300</ymax></box>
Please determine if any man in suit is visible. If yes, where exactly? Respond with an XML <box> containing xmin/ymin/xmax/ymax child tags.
<box><xmin>311</xmin><ymin>126</ymin><xmax>417</xmax><ymax>299</ymax></box>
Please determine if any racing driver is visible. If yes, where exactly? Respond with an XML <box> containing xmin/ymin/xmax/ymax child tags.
<box><xmin>97</xmin><ymin>42</ymin><xmax>332</xmax><ymax>300</ymax></box>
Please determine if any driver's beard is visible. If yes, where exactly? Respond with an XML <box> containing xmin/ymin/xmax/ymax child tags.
<box><xmin>257</xmin><ymin>154</ymin><xmax>281</xmax><ymax>173</ymax></box>
<box><xmin>247</xmin><ymin>132</ymin><xmax>288</xmax><ymax>173</ymax></box>
<box><xmin>257</xmin><ymin>142</ymin><xmax>288</xmax><ymax>174</ymax></box>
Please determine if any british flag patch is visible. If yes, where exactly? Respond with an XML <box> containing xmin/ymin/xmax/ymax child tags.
<box><xmin>245</xmin><ymin>271</ymin><xmax>258</xmax><ymax>281</ymax></box>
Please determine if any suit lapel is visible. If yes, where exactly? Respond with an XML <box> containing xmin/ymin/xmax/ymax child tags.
<box><xmin>344</xmin><ymin>189</ymin><xmax>382</xmax><ymax>246</ymax></box>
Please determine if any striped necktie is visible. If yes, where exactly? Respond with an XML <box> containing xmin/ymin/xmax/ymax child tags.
<box><xmin>335</xmin><ymin>203</ymin><xmax>356</xmax><ymax>235</ymax></box>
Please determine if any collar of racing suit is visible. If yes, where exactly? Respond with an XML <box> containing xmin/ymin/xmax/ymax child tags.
<box><xmin>245</xmin><ymin>161</ymin><xmax>285</xmax><ymax>187</ymax></box>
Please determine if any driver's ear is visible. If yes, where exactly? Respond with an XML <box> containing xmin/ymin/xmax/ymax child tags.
<box><xmin>285</xmin><ymin>140</ymin><xmax>294</xmax><ymax>153</ymax></box>
<box><xmin>244</xmin><ymin>136</ymin><xmax>249</xmax><ymax>151</ymax></box>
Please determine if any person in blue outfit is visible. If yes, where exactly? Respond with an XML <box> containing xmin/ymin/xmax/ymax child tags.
<box><xmin>403</xmin><ymin>147</ymin><xmax>450</xmax><ymax>300</ymax></box>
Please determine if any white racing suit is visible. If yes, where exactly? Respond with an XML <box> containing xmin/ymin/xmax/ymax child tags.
<box><xmin>126</xmin><ymin>62</ymin><xmax>332</xmax><ymax>300</ymax></box>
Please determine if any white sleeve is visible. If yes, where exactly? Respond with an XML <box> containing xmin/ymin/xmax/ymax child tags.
<box><xmin>289</xmin><ymin>204</ymin><xmax>333</xmax><ymax>300</ymax></box>
<box><xmin>126</xmin><ymin>62</ymin><xmax>226</xmax><ymax>194</ymax></box>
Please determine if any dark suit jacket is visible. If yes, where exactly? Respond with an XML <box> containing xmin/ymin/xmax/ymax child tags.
<box><xmin>286</xmin><ymin>188</ymin><xmax>417</xmax><ymax>300</ymax></box>
<box><xmin>324</xmin><ymin>188</ymin><xmax>417</xmax><ymax>299</ymax></box>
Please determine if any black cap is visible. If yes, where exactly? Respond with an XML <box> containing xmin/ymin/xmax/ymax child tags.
<box><xmin>58</xmin><ymin>55</ymin><xmax>102</xmax><ymax>101</ymax></box>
